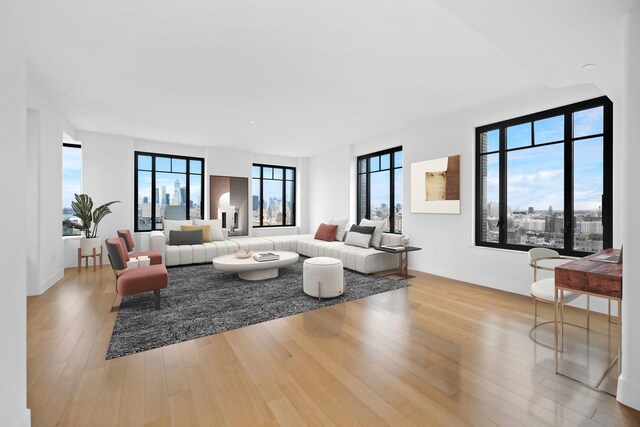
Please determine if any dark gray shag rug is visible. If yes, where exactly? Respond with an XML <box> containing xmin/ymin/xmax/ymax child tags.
<box><xmin>106</xmin><ymin>257</ymin><xmax>410</xmax><ymax>359</ymax></box>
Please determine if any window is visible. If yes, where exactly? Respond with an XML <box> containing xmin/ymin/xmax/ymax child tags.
<box><xmin>475</xmin><ymin>96</ymin><xmax>612</xmax><ymax>255</ymax></box>
<box><xmin>252</xmin><ymin>164</ymin><xmax>296</xmax><ymax>227</ymax></box>
<box><xmin>62</xmin><ymin>143</ymin><xmax>82</xmax><ymax>236</ymax></box>
<box><xmin>357</xmin><ymin>146</ymin><xmax>403</xmax><ymax>233</ymax></box>
<box><xmin>135</xmin><ymin>152</ymin><xmax>204</xmax><ymax>231</ymax></box>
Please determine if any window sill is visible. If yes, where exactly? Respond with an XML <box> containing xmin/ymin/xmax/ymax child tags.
<box><xmin>62</xmin><ymin>235</ymin><xmax>82</xmax><ymax>240</ymax></box>
<box><xmin>471</xmin><ymin>244</ymin><xmax>580</xmax><ymax>259</ymax></box>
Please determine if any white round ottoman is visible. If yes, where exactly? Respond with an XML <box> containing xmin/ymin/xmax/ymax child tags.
<box><xmin>303</xmin><ymin>257</ymin><xmax>344</xmax><ymax>300</ymax></box>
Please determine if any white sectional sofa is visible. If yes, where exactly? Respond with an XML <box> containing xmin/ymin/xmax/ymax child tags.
<box><xmin>149</xmin><ymin>231</ymin><xmax>403</xmax><ymax>274</ymax></box>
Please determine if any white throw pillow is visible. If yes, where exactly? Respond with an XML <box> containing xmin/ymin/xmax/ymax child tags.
<box><xmin>344</xmin><ymin>229</ymin><xmax>373</xmax><ymax>248</ymax></box>
<box><xmin>327</xmin><ymin>218</ymin><xmax>349</xmax><ymax>241</ymax></box>
<box><xmin>162</xmin><ymin>220</ymin><xmax>192</xmax><ymax>242</ymax></box>
<box><xmin>359</xmin><ymin>219</ymin><xmax>385</xmax><ymax>248</ymax></box>
<box><xmin>193</xmin><ymin>219</ymin><xmax>226</xmax><ymax>241</ymax></box>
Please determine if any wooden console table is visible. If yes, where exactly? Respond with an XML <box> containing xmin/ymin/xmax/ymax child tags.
<box><xmin>77</xmin><ymin>247</ymin><xmax>103</xmax><ymax>272</ymax></box>
<box><xmin>554</xmin><ymin>248</ymin><xmax>622</xmax><ymax>395</ymax></box>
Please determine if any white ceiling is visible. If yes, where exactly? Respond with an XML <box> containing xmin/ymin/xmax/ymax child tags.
<box><xmin>27</xmin><ymin>0</ymin><xmax>638</xmax><ymax>157</ymax></box>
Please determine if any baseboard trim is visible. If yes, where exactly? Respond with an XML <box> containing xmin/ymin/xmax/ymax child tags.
<box><xmin>617</xmin><ymin>376</ymin><xmax>640</xmax><ymax>410</ymax></box>
<box><xmin>12</xmin><ymin>408</ymin><xmax>31</xmax><ymax>427</ymax></box>
<box><xmin>36</xmin><ymin>269</ymin><xmax>63</xmax><ymax>295</ymax></box>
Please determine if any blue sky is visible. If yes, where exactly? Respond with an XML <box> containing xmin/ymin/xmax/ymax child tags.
<box><xmin>62</xmin><ymin>146</ymin><xmax>82</xmax><ymax>209</ymax></box>
<box><xmin>484</xmin><ymin>106</ymin><xmax>603</xmax><ymax>212</ymax></box>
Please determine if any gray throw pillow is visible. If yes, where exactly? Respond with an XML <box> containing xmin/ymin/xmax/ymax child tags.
<box><xmin>344</xmin><ymin>224</ymin><xmax>376</xmax><ymax>248</ymax></box>
<box><xmin>359</xmin><ymin>219</ymin><xmax>385</xmax><ymax>248</ymax></box>
<box><xmin>169</xmin><ymin>230</ymin><xmax>203</xmax><ymax>245</ymax></box>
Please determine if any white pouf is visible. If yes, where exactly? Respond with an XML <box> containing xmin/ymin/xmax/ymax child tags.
<box><xmin>303</xmin><ymin>257</ymin><xmax>344</xmax><ymax>300</ymax></box>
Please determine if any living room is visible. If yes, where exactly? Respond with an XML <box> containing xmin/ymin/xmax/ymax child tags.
<box><xmin>3</xmin><ymin>0</ymin><xmax>640</xmax><ymax>426</ymax></box>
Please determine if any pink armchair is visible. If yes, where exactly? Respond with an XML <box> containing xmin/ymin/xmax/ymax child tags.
<box><xmin>117</xmin><ymin>229</ymin><xmax>163</xmax><ymax>265</ymax></box>
<box><xmin>105</xmin><ymin>237</ymin><xmax>168</xmax><ymax>309</ymax></box>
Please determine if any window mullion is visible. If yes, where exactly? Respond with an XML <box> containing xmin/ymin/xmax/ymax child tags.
<box><xmin>260</xmin><ymin>167</ymin><xmax>264</xmax><ymax>227</ymax></box>
<box><xmin>185</xmin><ymin>161</ymin><xmax>190</xmax><ymax>220</ymax></box>
<box><xmin>498</xmin><ymin>128</ymin><xmax>507</xmax><ymax>246</ymax></box>
<box><xmin>282</xmin><ymin>173</ymin><xmax>286</xmax><ymax>225</ymax></box>
<box><xmin>390</xmin><ymin>157</ymin><xmax>395</xmax><ymax>233</ymax></box>
<box><xmin>564</xmin><ymin>113</ymin><xmax>574</xmax><ymax>253</ymax></box>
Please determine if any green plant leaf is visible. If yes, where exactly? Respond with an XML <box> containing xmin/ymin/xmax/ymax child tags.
<box><xmin>67</xmin><ymin>194</ymin><xmax>120</xmax><ymax>238</ymax></box>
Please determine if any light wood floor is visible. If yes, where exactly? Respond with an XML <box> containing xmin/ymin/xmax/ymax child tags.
<box><xmin>27</xmin><ymin>266</ymin><xmax>640</xmax><ymax>426</ymax></box>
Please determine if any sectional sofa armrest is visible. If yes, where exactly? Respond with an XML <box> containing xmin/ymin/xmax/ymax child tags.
<box><xmin>149</xmin><ymin>231</ymin><xmax>166</xmax><ymax>263</ymax></box>
<box><xmin>380</xmin><ymin>233</ymin><xmax>404</xmax><ymax>246</ymax></box>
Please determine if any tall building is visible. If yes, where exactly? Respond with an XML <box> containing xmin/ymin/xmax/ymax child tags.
<box><xmin>488</xmin><ymin>201</ymin><xmax>499</xmax><ymax>218</ymax></box>
<box><xmin>171</xmin><ymin>179</ymin><xmax>182</xmax><ymax>205</ymax></box>
<box><xmin>161</xmin><ymin>185</ymin><xmax>167</xmax><ymax>205</ymax></box>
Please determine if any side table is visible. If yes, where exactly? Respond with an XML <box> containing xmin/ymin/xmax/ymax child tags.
<box><xmin>77</xmin><ymin>247</ymin><xmax>103</xmax><ymax>272</ymax></box>
<box><xmin>375</xmin><ymin>246</ymin><xmax>422</xmax><ymax>280</ymax></box>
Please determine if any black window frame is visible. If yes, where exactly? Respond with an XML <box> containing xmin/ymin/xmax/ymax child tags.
<box><xmin>62</xmin><ymin>143</ymin><xmax>83</xmax><ymax>237</ymax></box>
<box><xmin>134</xmin><ymin>151</ymin><xmax>205</xmax><ymax>232</ymax></box>
<box><xmin>252</xmin><ymin>163</ymin><xmax>296</xmax><ymax>228</ymax></box>
<box><xmin>356</xmin><ymin>146</ymin><xmax>403</xmax><ymax>234</ymax></box>
<box><xmin>475</xmin><ymin>96</ymin><xmax>613</xmax><ymax>256</ymax></box>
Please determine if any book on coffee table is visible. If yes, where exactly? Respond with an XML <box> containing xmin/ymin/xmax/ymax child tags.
<box><xmin>253</xmin><ymin>252</ymin><xmax>280</xmax><ymax>262</ymax></box>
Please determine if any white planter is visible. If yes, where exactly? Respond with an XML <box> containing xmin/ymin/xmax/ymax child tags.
<box><xmin>80</xmin><ymin>237</ymin><xmax>101</xmax><ymax>256</ymax></box>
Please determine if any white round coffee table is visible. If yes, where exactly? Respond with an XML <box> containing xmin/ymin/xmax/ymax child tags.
<box><xmin>212</xmin><ymin>251</ymin><xmax>299</xmax><ymax>281</ymax></box>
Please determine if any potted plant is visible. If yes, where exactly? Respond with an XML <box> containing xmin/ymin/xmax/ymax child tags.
<box><xmin>63</xmin><ymin>194</ymin><xmax>120</xmax><ymax>255</ymax></box>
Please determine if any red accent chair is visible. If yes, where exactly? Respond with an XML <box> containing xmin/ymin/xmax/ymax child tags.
<box><xmin>106</xmin><ymin>238</ymin><xmax>168</xmax><ymax>310</ymax></box>
<box><xmin>117</xmin><ymin>229</ymin><xmax>163</xmax><ymax>265</ymax></box>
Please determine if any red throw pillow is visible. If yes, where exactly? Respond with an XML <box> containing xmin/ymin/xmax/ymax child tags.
<box><xmin>314</xmin><ymin>223</ymin><xmax>339</xmax><ymax>242</ymax></box>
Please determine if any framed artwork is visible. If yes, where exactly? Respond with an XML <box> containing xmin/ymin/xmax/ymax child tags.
<box><xmin>411</xmin><ymin>155</ymin><xmax>460</xmax><ymax>214</ymax></box>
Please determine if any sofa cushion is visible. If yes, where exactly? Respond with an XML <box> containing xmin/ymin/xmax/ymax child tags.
<box><xmin>263</xmin><ymin>234</ymin><xmax>313</xmax><ymax>251</ymax></box>
<box><xmin>327</xmin><ymin>218</ymin><xmax>349</xmax><ymax>241</ymax></box>
<box><xmin>181</xmin><ymin>224</ymin><xmax>212</xmax><ymax>242</ymax></box>
<box><xmin>163</xmin><ymin>220</ymin><xmax>192</xmax><ymax>242</ymax></box>
<box><xmin>232</xmin><ymin>237</ymin><xmax>274</xmax><ymax>252</ymax></box>
<box><xmin>314</xmin><ymin>223</ymin><xmax>339</xmax><ymax>242</ymax></box>
<box><xmin>344</xmin><ymin>224</ymin><xmax>375</xmax><ymax>248</ymax></box>
<box><xmin>193</xmin><ymin>219</ymin><xmax>225</xmax><ymax>241</ymax></box>
<box><xmin>359</xmin><ymin>219</ymin><xmax>385</xmax><ymax>248</ymax></box>
<box><xmin>169</xmin><ymin>230</ymin><xmax>202</xmax><ymax>245</ymax></box>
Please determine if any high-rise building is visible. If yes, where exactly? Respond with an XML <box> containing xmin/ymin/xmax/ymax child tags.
<box><xmin>172</xmin><ymin>179</ymin><xmax>182</xmax><ymax>205</ymax></box>
<box><xmin>161</xmin><ymin>186</ymin><xmax>167</xmax><ymax>205</ymax></box>
<box><xmin>488</xmin><ymin>201</ymin><xmax>499</xmax><ymax>218</ymax></box>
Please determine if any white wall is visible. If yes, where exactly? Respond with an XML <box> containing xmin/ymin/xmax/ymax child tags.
<box><xmin>307</xmin><ymin>144</ymin><xmax>352</xmax><ymax>231</ymax></box>
<box><xmin>617</xmin><ymin>6</ymin><xmax>640</xmax><ymax>410</ymax></box>
<box><xmin>0</xmin><ymin>1</ymin><xmax>30</xmax><ymax>425</ymax></box>
<box><xmin>73</xmin><ymin>131</ymin><xmax>136</xmax><ymax>261</ymax></box>
<box><xmin>26</xmin><ymin>82</ymin><xmax>75</xmax><ymax>295</ymax></box>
